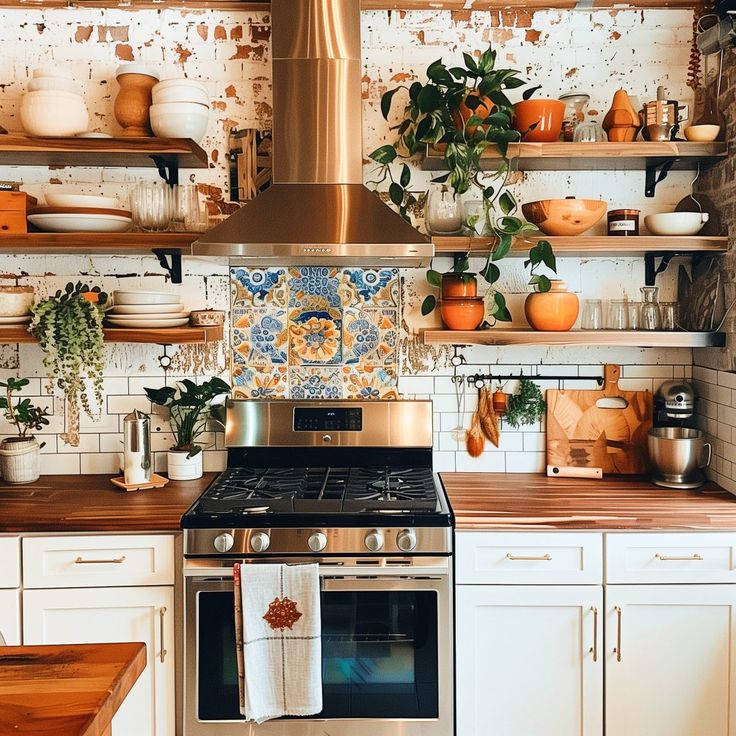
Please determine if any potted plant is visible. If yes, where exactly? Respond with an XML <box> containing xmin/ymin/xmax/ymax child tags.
<box><xmin>145</xmin><ymin>377</ymin><xmax>231</xmax><ymax>481</ymax></box>
<box><xmin>368</xmin><ymin>44</ymin><xmax>556</xmax><ymax>326</ymax></box>
<box><xmin>513</xmin><ymin>84</ymin><xmax>566</xmax><ymax>143</ymax></box>
<box><xmin>30</xmin><ymin>281</ymin><xmax>107</xmax><ymax>447</ymax></box>
<box><xmin>0</xmin><ymin>377</ymin><xmax>51</xmax><ymax>484</ymax></box>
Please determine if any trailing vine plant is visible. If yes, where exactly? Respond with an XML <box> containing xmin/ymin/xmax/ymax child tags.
<box><xmin>368</xmin><ymin>45</ymin><xmax>556</xmax><ymax>320</ymax></box>
<box><xmin>30</xmin><ymin>282</ymin><xmax>107</xmax><ymax>447</ymax></box>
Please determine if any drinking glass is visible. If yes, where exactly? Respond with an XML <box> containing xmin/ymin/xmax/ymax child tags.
<box><xmin>607</xmin><ymin>300</ymin><xmax>629</xmax><ymax>330</ymax></box>
<box><xmin>581</xmin><ymin>299</ymin><xmax>603</xmax><ymax>330</ymax></box>
<box><xmin>573</xmin><ymin>121</ymin><xmax>607</xmax><ymax>142</ymax></box>
<box><xmin>130</xmin><ymin>182</ymin><xmax>173</xmax><ymax>232</ymax></box>
<box><xmin>426</xmin><ymin>184</ymin><xmax>464</xmax><ymax>235</ymax></box>
<box><xmin>660</xmin><ymin>302</ymin><xmax>678</xmax><ymax>331</ymax></box>
<box><xmin>627</xmin><ymin>302</ymin><xmax>641</xmax><ymax>331</ymax></box>
<box><xmin>172</xmin><ymin>185</ymin><xmax>208</xmax><ymax>233</ymax></box>
<box><xmin>640</xmin><ymin>286</ymin><xmax>661</xmax><ymax>330</ymax></box>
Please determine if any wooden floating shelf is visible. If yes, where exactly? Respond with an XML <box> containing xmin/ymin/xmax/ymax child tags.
<box><xmin>0</xmin><ymin>324</ymin><xmax>223</xmax><ymax>345</ymax></box>
<box><xmin>423</xmin><ymin>142</ymin><xmax>728</xmax><ymax>172</ymax></box>
<box><xmin>0</xmin><ymin>232</ymin><xmax>198</xmax><ymax>254</ymax></box>
<box><xmin>422</xmin><ymin>329</ymin><xmax>726</xmax><ymax>348</ymax></box>
<box><xmin>0</xmin><ymin>135</ymin><xmax>208</xmax><ymax>169</ymax></box>
<box><xmin>432</xmin><ymin>235</ymin><xmax>730</xmax><ymax>256</ymax></box>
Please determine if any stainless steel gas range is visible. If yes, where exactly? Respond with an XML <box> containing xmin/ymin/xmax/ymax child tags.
<box><xmin>183</xmin><ymin>400</ymin><xmax>454</xmax><ymax>736</ymax></box>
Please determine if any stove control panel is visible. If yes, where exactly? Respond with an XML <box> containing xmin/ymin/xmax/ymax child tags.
<box><xmin>364</xmin><ymin>529</ymin><xmax>385</xmax><ymax>552</ymax></box>
<box><xmin>308</xmin><ymin>531</ymin><xmax>328</xmax><ymax>552</ymax></box>
<box><xmin>213</xmin><ymin>532</ymin><xmax>234</xmax><ymax>553</ymax></box>
<box><xmin>397</xmin><ymin>529</ymin><xmax>417</xmax><ymax>552</ymax></box>
<box><xmin>294</xmin><ymin>407</ymin><xmax>362</xmax><ymax>432</ymax></box>
<box><xmin>250</xmin><ymin>531</ymin><xmax>270</xmax><ymax>553</ymax></box>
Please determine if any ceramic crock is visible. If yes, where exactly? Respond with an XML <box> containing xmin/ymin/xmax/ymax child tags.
<box><xmin>524</xmin><ymin>280</ymin><xmax>579</xmax><ymax>331</ymax></box>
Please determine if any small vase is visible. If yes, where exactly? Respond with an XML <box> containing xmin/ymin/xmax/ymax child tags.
<box><xmin>441</xmin><ymin>274</ymin><xmax>477</xmax><ymax>299</ymax></box>
<box><xmin>0</xmin><ymin>437</ymin><xmax>40</xmax><ymax>484</ymax></box>
<box><xmin>115</xmin><ymin>64</ymin><xmax>159</xmax><ymax>137</ymax></box>
<box><xmin>426</xmin><ymin>184</ymin><xmax>464</xmax><ymax>235</ymax></box>
<box><xmin>524</xmin><ymin>280</ymin><xmax>579</xmax><ymax>331</ymax></box>
<box><xmin>513</xmin><ymin>99</ymin><xmax>566</xmax><ymax>142</ymax></box>
<box><xmin>167</xmin><ymin>449</ymin><xmax>203</xmax><ymax>481</ymax></box>
<box><xmin>440</xmin><ymin>297</ymin><xmax>485</xmax><ymax>331</ymax></box>
<box><xmin>602</xmin><ymin>89</ymin><xmax>640</xmax><ymax>142</ymax></box>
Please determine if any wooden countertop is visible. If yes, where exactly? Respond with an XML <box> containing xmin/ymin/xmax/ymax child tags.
<box><xmin>0</xmin><ymin>642</ymin><xmax>145</xmax><ymax>736</ymax></box>
<box><xmin>0</xmin><ymin>474</ymin><xmax>215</xmax><ymax>532</ymax></box>
<box><xmin>441</xmin><ymin>473</ymin><xmax>736</xmax><ymax>531</ymax></box>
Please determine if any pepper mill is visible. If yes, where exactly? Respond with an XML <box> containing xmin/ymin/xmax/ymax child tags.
<box><xmin>123</xmin><ymin>409</ymin><xmax>152</xmax><ymax>485</ymax></box>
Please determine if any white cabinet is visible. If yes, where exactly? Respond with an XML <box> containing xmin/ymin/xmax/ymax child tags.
<box><xmin>606</xmin><ymin>584</ymin><xmax>736</xmax><ymax>736</ymax></box>
<box><xmin>456</xmin><ymin>584</ymin><xmax>603</xmax><ymax>736</ymax></box>
<box><xmin>0</xmin><ymin>589</ymin><xmax>20</xmax><ymax>645</ymax></box>
<box><xmin>24</xmin><ymin>585</ymin><xmax>175</xmax><ymax>736</ymax></box>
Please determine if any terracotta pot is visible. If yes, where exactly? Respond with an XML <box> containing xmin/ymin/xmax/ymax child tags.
<box><xmin>440</xmin><ymin>298</ymin><xmax>485</xmax><ymax>331</ymax></box>
<box><xmin>115</xmin><ymin>66</ymin><xmax>159</xmax><ymax>137</ymax></box>
<box><xmin>524</xmin><ymin>280</ymin><xmax>579</xmax><ymax>331</ymax></box>
<box><xmin>602</xmin><ymin>89</ymin><xmax>640</xmax><ymax>143</ymax></box>
<box><xmin>441</xmin><ymin>274</ymin><xmax>477</xmax><ymax>299</ymax></box>
<box><xmin>522</xmin><ymin>196</ymin><xmax>607</xmax><ymax>236</ymax></box>
<box><xmin>80</xmin><ymin>291</ymin><xmax>99</xmax><ymax>303</ymax></box>
<box><xmin>513</xmin><ymin>99</ymin><xmax>565</xmax><ymax>142</ymax></box>
<box><xmin>492</xmin><ymin>390</ymin><xmax>509</xmax><ymax>416</ymax></box>
<box><xmin>452</xmin><ymin>92</ymin><xmax>494</xmax><ymax>137</ymax></box>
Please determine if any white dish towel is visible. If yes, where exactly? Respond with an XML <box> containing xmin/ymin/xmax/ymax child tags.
<box><xmin>235</xmin><ymin>563</ymin><xmax>322</xmax><ymax>724</ymax></box>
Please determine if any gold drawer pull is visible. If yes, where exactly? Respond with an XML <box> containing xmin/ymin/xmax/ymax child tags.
<box><xmin>655</xmin><ymin>553</ymin><xmax>703</xmax><ymax>561</ymax></box>
<box><xmin>159</xmin><ymin>606</ymin><xmax>167</xmax><ymax>663</ymax></box>
<box><xmin>614</xmin><ymin>606</ymin><xmax>622</xmax><ymax>662</ymax></box>
<box><xmin>505</xmin><ymin>553</ymin><xmax>552</xmax><ymax>561</ymax></box>
<box><xmin>590</xmin><ymin>607</ymin><xmax>598</xmax><ymax>663</ymax></box>
<box><xmin>74</xmin><ymin>555</ymin><xmax>127</xmax><ymax>565</ymax></box>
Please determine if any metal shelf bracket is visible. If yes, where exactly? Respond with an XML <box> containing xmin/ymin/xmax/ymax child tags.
<box><xmin>152</xmin><ymin>248</ymin><xmax>183</xmax><ymax>284</ymax></box>
<box><xmin>150</xmin><ymin>155</ymin><xmax>179</xmax><ymax>187</ymax></box>
<box><xmin>644</xmin><ymin>252</ymin><xmax>676</xmax><ymax>285</ymax></box>
<box><xmin>645</xmin><ymin>159</ymin><xmax>676</xmax><ymax>197</ymax></box>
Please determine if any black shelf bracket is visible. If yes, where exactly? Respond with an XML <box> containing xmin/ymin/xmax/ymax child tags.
<box><xmin>152</xmin><ymin>248</ymin><xmax>183</xmax><ymax>284</ymax></box>
<box><xmin>150</xmin><ymin>155</ymin><xmax>179</xmax><ymax>187</ymax></box>
<box><xmin>645</xmin><ymin>159</ymin><xmax>676</xmax><ymax>197</ymax></box>
<box><xmin>644</xmin><ymin>252</ymin><xmax>676</xmax><ymax>285</ymax></box>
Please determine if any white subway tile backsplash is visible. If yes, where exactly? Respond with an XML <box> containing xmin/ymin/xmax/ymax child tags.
<box><xmin>457</xmin><ymin>451</ymin><xmax>505</xmax><ymax>472</ymax></box>
<box><xmin>80</xmin><ymin>453</ymin><xmax>121</xmax><ymax>475</ymax></box>
<box><xmin>398</xmin><ymin>376</ymin><xmax>435</xmax><ymax>394</ymax></box>
<box><xmin>719</xmin><ymin>371</ymin><xmax>736</xmax><ymax>390</ymax></box>
<box><xmin>41</xmin><ymin>453</ymin><xmax>80</xmax><ymax>474</ymax></box>
<box><xmin>506</xmin><ymin>452</ymin><xmax>546</xmax><ymax>473</ymax></box>
<box><xmin>694</xmin><ymin>365</ymin><xmax>719</xmax><ymax>385</ymax></box>
<box><xmin>523</xmin><ymin>433</ymin><xmax>546</xmax><ymax>452</ymax></box>
<box><xmin>107</xmin><ymin>395</ymin><xmax>151</xmax><ymax>415</ymax></box>
<box><xmin>433</xmin><ymin>452</ymin><xmax>456</xmax><ymax>473</ymax></box>
<box><xmin>99</xmin><ymin>434</ymin><xmax>124</xmax><ymax>454</ymax></box>
<box><xmin>58</xmin><ymin>434</ymin><xmax>100</xmax><ymax>454</ymax></box>
<box><xmin>623</xmin><ymin>365</ymin><xmax>674</xmax><ymax>378</ymax></box>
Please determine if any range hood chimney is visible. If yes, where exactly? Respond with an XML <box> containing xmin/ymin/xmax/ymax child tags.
<box><xmin>193</xmin><ymin>0</ymin><xmax>433</xmax><ymax>267</ymax></box>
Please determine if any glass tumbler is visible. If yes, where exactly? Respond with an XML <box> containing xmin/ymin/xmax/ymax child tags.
<box><xmin>640</xmin><ymin>286</ymin><xmax>661</xmax><ymax>330</ymax></box>
<box><xmin>581</xmin><ymin>299</ymin><xmax>603</xmax><ymax>330</ymax></box>
<box><xmin>660</xmin><ymin>302</ymin><xmax>678</xmax><ymax>331</ymax></box>
<box><xmin>172</xmin><ymin>185</ymin><xmax>208</xmax><ymax>233</ymax></box>
<box><xmin>573</xmin><ymin>121</ymin><xmax>607</xmax><ymax>142</ymax></box>
<box><xmin>607</xmin><ymin>300</ymin><xmax>629</xmax><ymax>330</ymax></box>
<box><xmin>626</xmin><ymin>302</ymin><xmax>641</xmax><ymax>331</ymax></box>
<box><xmin>426</xmin><ymin>184</ymin><xmax>464</xmax><ymax>235</ymax></box>
<box><xmin>130</xmin><ymin>182</ymin><xmax>173</xmax><ymax>232</ymax></box>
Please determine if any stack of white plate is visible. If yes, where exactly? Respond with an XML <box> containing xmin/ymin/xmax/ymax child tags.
<box><xmin>107</xmin><ymin>291</ymin><xmax>190</xmax><ymax>328</ymax></box>
<box><xmin>29</xmin><ymin>193</ymin><xmax>132</xmax><ymax>233</ymax></box>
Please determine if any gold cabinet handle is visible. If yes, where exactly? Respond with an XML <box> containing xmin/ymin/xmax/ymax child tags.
<box><xmin>75</xmin><ymin>555</ymin><xmax>126</xmax><ymax>564</ymax></box>
<box><xmin>613</xmin><ymin>606</ymin><xmax>622</xmax><ymax>662</ymax></box>
<box><xmin>505</xmin><ymin>553</ymin><xmax>552</xmax><ymax>561</ymax></box>
<box><xmin>589</xmin><ymin>607</ymin><xmax>598</xmax><ymax>663</ymax></box>
<box><xmin>655</xmin><ymin>553</ymin><xmax>703</xmax><ymax>561</ymax></box>
<box><xmin>159</xmin><ymin>606</ymin><xmax>167</xmax><ymax>663</ymax></box>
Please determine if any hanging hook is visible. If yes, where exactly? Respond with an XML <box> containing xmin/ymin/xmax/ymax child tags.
<box><xmin>450</xmin><ymin>346</ymin><xmax>466</xmax><ymax>368</ymax></box>
<box><xmin>158</xmin><ymin>345</ymin><xmax>172</xmax><ymax>376</ymax></box>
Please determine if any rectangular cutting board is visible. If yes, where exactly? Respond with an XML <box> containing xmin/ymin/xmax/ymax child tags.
<box><xmin>546</xmin><ymin>364</ymin><xmax>653</xmax><ymax>475</ymax></box>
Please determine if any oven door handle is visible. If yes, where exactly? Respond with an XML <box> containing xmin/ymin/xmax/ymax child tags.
<box><xmin>320</xmin><ymin>576</ymin><xmax>444</xmax><ymax>591</ymax></box>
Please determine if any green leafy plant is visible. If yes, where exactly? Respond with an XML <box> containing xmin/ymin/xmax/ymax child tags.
<box><xmin>504</xmin><ymin>378</ymin><xmax>546</xmax><ymax>429</ymax></box>
<box><xmin>30</xmin><ymin>281</ymin><xmax>107</xmax><ymax>447</ymax></box>
<box><xmin>0</xmin><ymin>377</ymin><xmax>50</xmax><ymax>442</ymax></box>
<box><xmin>145</xmin><ymin>377</ymin><xmax>231</xmax><ymax>458</ymax></box>
<box><xmin>368</xmin><ymin>44</ymin><xmax>556</xmax><ymax>321</ymax></box>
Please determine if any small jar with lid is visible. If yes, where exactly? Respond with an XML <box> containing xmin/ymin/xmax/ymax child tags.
<box><xmin>607</xmin><ymin>208</ymin><xmax>640</xmax><ymax>237</ymax></box>
<box><xmin>559</xmin><ymin>92</ymin><xmax>590</xmax><ymax>142</ymax></box>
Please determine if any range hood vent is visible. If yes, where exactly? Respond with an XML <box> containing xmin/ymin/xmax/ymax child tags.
<box><xmin>193</xmin><ymin>0</ymin><xmax>432</xmax><ymax>266</ymax></box>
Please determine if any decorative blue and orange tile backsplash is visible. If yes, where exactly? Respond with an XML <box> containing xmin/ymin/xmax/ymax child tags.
<box><xmin>231</xmin><ymin>267</ymin><xmax>400</xmax><ymax>399</ymax></box>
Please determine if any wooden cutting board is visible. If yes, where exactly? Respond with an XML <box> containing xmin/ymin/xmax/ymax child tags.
<box><xmin>546</xmin><ymin>364</ymin><xmax>653</xmax><ymax>475</ymax></box>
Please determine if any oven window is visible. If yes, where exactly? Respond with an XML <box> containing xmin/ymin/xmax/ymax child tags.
<box><xmin>196</xmin><ymin>589</ymin><xmax>439</xmax><ymax>721</ymax></box>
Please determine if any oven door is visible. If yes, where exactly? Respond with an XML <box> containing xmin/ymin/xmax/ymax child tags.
<box><xmin>184</xmin><ymin>561</ymin><xmax>453</xmax><ymax>736</ymax></box>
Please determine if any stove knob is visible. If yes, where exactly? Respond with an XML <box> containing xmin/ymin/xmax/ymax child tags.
<box><xmin>250</xmin><ymin>531</ymin><xmax>270</xmax><ymax>553</ymax></box>
<box><xmin>364</xmin><ymin>529</ymin><xmax>384</xmax><ymax>552</ymax></box>
<box><xmin>397</xmin><ymin>529</ymin><xmax>417</xmax><ymax>552</ymax></box>
<box><xmin>308</xmin><ymin>531</ymin><xmax>328</xmax><ymax>552</ymax></box>
<box><xmin>213</xmin><ymin>532</ymin><xmax>234</xmax><ymax>553</ymax></box>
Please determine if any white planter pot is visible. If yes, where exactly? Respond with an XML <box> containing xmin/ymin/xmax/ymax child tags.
<box><xmin>167</xmin><ymin>449</ymin><xmax>203</xmax><ymax>481</ymax></box>
<box><xmin>0</xmin><ymin>438</ymin><xmax>40</xmax><ymax>484</ymax></box>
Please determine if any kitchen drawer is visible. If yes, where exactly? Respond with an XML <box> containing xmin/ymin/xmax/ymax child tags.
<box><xmin>0</xmin><ymin>537</ymin><xmax>20</xmax><ymax>588</ymax></box>
<box><xmin>606</xmin><ymin>532</ymin><xmax>736</xmax><ymax>583</ymax></box>
<box><xmin>0</xmin><ymin>589</ymin><xmax>20</xmax><ymax>645</ymax></box>
<box><xmin>456</xmin><ymin>531</ymin><xmax>603</xmax><ymax>585</ymax></box>
<box><xmin>23</xmin><ymin>534</ymin><xmax>175</xmax><ymax>589</ymax></box>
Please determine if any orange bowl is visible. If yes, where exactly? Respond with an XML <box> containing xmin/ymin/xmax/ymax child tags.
<box><xmin>440</xmin><ymin>298</ymin><xmax>485</xmax><ymax>331</ymax></box>
<box><xmin>522</xmin><ymin>197</ymin><xmax>607</xmax><ymax>236</ymax></box>
<box><xmin>513</xmin><ymin>99</ymin><xmax>565</xmax><ymax>142</ymax></box>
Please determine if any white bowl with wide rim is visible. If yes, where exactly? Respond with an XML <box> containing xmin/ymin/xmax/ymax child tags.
<box><xmin>20</xmin><ymin>93</ymin><xmax>88</xmax><ymax>137</ymax></box>
<box><xmin>112</xmin><ymin>290</ymin><xmax>182</xmax><ymax>306</ymax></box>
<box><xmin>150</xmin><ymin>102</ymin><xmax>209</xmax><ymax>143</ymax></box>
<box><xmin>45</xmin><ymin>193</ymin><xmax>119</xmax><ymax>209</ymax></box>
<box><xmin>27</xmin><ymin>213</ymin><xmax>132</xmax><ymax>233</ymax></box>
<box><xmin>152</xmin><ymin>79</ymin><xmax>210</xmax><ymax>107</ymax></box>
<box><xmin>644</xmin><ymin>212</ymin><xmax>710</xmax><ymax>236</ymax></box>
<box><xmin>28</xmin><ymin>77</ymin><xmax>82</xmax><ymax>95</ymax></box>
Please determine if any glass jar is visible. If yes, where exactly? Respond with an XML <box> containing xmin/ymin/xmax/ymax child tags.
<box><xmin>608</xmin><ymin>209</ymin><xmax>640</xmax><ymax>237</ymax></box>
<box><xmin>464</xmin><ymin>200</ymin><xmax>489</xmax><ymax>236</ymax></box>
<box><xmin>640</xmin><ymin>286</ymin><xmax>661</xmax><ymax>330</ymax></box>
<box><xmin>573</xmin><ymin>121</ymin><xmax>607</xmax><ymax>143</ymax></box>
<box><xmin>426</xmin><ymin>184</ymin><xmax>464</xmax><ymax>236</ymax></box>
<box><xmin>559</xmin><ymin>92</ymin><xmax>590</xmax><ymax>142</ymax></box>
<box><xmin>130</xmin><ymin>182</ymin><xmax>173</xmax><ymax>232</ymax></box>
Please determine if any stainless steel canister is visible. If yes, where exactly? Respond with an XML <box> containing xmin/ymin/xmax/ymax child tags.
<box><xmin>123</xmin><ymin>409</ymin><xmax>152</xmax><ymax>485</ymax></box>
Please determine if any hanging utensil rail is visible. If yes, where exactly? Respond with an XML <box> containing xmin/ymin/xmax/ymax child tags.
<box><xmin>467</xmin><ymin>372</ymin><xmax>604</xmax><ymax>388</ymax></box>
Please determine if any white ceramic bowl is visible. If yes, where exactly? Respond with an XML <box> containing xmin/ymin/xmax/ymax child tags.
<box><xmin>644</xmin><ymin>211</ymin><xmax>710</xmax><ymax>236</ymax></box>
<box><xmin>20</xmin><ymin>97</ymin><xmax>89</xmax><ymax>137</ymax></box>
<box><xmin>150</xmin><ymin>105</ymin><xmax>209</xmax><ymax>143</ymax></box>
<box><xmin>113</xmin><ymin>290</ymin><xmax>182</xmax><ymax>306</ymax></box>
<box><xmin>23</xmin><ymin>89</ymin><xmax>85</xmax><ymax>103</ymax></box>
<box><xmin>683</xmin><ymin>124</ymin><xmax>721</xmax><ymax>142</ymax></box>
<box><xmin>28</xmin><ymin>77</ymin><xmax>82</xmax><ymax>95</ymax></box>
<box><xmin>32</xmin><ymin>65</ymin><xmax>73</xmax><ymax>80</ymax></box>
<box><xmin>152</xmin><ymin>80</ymin><xmax>210</xmax><ymax>107</ymax></box>
<box><xmin>45</xmin><ymin>193</ymin><xmax>119</xmax><ymax>209</ymax></box>
<box><xmin>0</xmin><ymin>287</ymin><xmax>34</xmax><ymax>317</ymax></box>
<box><xmin>116</xmin><ymin>63</ymin><xmax>159</xmax><ymax>80</ymax></box>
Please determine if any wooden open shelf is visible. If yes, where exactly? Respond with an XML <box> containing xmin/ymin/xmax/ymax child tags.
<box><xmin>423</xmin><ymin>142</ymin><xmax>728</xmax><ymax>172</ymax></box>
<box><xmin>422</xmin><ymin>328</ymin><xmax>726</xmax><ymax>348</ymax></box>
<box><xmin>432</xmin><ymin>235</ymin><xmax>729</xmax><ymax>257</ymax></box>
<box><xmin>0</xmin><ymin>135</ymin><xmax>208</xmax><ymax>169</ymax></box>
<box><xmin>0</xmin><ymin>232</ymin><xmax>197</xmax><ymax>254</ymax></box>
<box><xmin>0</xmin><ymin>324</ymin><xmax>223</xmax><ymax>345</ymax></box>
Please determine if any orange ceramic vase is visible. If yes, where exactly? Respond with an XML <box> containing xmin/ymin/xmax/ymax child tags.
<box><xmin>441</xmin><ymin>274</ymin><xmax>477</xmax><ymax>299</ymax></box>
<box><xmin>524</xmin><ymin>280</ymin><xmax>579</xmax><ymax>331</ymax></box>
<box><xmin>452</xmin><ymin>92</ymin><xmax>494</xmax><ymax>137</ymax></box>
<box><xmin>602</xmin><ymin>89</ymin><xmax>640</xmax><ymax>142</ymax></box>
<box><xmin>440</xmin><ymin>298</ymin><xmax>485</xmax><ymax>331</ymax></box>
<box><xmin>513</xmin><ymin>99</ymin><xmax>565</xmax><ymax>142</ymax></box>
<box><xmin>115</xmin><ymin>71</ymin><xmax>158</xmax><ymax>137</ymax></box>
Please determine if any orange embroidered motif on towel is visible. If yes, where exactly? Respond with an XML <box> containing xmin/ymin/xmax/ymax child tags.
<box><xmin>263</xmin><ymin>596</ymin><xmax>303</xmax><ymax>630</ymax></box>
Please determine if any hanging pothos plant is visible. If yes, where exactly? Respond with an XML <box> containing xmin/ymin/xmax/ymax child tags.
<box><xmin>30</xmin><ymin>281</ymin><xmax>107</xmax><ymax>447</ymax></box>
<box><xmin>368</xmin><ymin>45</ymin><xmax>556</xmax><ymax>320</ymax></box>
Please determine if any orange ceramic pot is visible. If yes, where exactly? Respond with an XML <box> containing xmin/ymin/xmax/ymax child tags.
<box><xmin>440</xmin><ymin>298</ymin><xmax>485</xmax><ymax>331</ymax></box>
<box><xmin>513</xmin><ymin>99</ymin><xmax>565</xmax><ymax>142</ymax></box>
<box><xmin>115</xmin><ymin>67</ymin><xmax>159</xmax><ymax>137</ymax></box>
<box><xmin>441</xmin><ymin>274</ymin><xmax>477</xmax><ymax>299</ymax></box>
<box><xmin>452</xmin><ymin>92</ymin><xmax>494</xmax><ymax>137</ymax></box>
<box><xmin>522</xmin><ymin>197</ymin><xmax>607</xmax><ymax>236</ymax></box>
<box><xmin>524</xmin><ymin>280</ymin><xmax>579</xmax><ymax>331</ymax></box>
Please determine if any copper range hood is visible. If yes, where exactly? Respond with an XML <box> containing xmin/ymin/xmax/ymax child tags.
<box><xmin>193</xmin><ymin>0</ymin><xmax>433</xmax><ymax>266</ymax></box>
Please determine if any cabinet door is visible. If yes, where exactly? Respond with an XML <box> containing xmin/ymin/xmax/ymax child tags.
<box><xmin>0</xmin><ymin>589</ymin><xmax>20</xmax><ymax>645</ymax></box>
<box><xmin>23</xmin><ymin>586</ymin><xmax>174</xmax><ymax>736</ymax></box>
<box><xmin>456</xmin><ymin>585</ymin><xmax>603</xmax><ymax>736</ymax></box>
<box><xmin>606</xmin><ymin>585</ymin><xmax>736</xmax><ymax>736</ymax></box>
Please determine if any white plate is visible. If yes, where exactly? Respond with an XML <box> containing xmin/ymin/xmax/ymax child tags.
<box><xmin>27</xmin><ymin>213</ymin><xmax>132</xmax><ymax>233</ymax></box>
<box><xmin>110</xmin><ymin>303</ymin><xmax>187</xmax><ymax>314</ymax></box>
<box><xmin>105</xmin><ymin>317</ymin><xmax>190</xmax><ymax>328</ymax></box>
<box><xmin>109</xmin><ymin>310</ymin><xmax>189</xmax><ymax>320</ymax></box>
<box><xmin>76</xmin><ymin>132</ymin><xmax>113</xmax><ymax>138</ymax></box>
<box><xmin>112</xmin><ymin>290</ymin><xmax>182</xmax><ymax>306</ymax></box>
<box><xmin>45</xmin><ymin>193</ymin><xmax>119</xmax><ymax>209</ymax></box>
<box><xmin>0</xmin><ymin>315</ymin><xmax>31</xmax><ymax>324</ymax></box>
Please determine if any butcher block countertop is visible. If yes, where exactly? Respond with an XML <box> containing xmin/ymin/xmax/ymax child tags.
<box><xmin>0</xmin><ymin>642</ymin><xmax>145</xmax><ymax>736</ymax></box>
<box><xmin>0</xmin><ymin>474</ymin><xmax>215</xmax><ymax>532</ymax></box>
<box><xmin>441</xmin><ymin>473</ymin><xmax>736</xmax><ymax>531</ymax></box>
